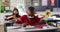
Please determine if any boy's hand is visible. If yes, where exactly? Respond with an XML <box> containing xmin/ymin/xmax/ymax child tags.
<box><xmin>21</xmin><ymin>23</ymin><xmax>27</xmax><ymax>27</ymax></box>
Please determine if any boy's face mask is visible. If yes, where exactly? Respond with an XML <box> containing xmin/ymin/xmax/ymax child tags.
<box><xmin>46</xmin><ymin>12</ymin><xmax>50</xmax><ymax>15</ymax></box>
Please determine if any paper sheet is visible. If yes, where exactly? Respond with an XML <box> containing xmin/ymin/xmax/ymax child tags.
<box><xmin>33</xmin><ymin>3</ymin><xmax>39</xmax><ymax>6</ymax></box>
<box><xmin>42</xmin><ymin>0</ymin><xmax>48</xmax><ymax>6</ymax></box>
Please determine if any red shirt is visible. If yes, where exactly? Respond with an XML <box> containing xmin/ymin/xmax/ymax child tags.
<box><xmin>17</xmin><ymin>15</ymin><xmax>43</xmax><ymax>25</ymax></box>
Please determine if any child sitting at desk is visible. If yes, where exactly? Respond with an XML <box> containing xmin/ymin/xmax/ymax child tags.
<box><xmin>43</xmin><ymin>7</ymin><xmax>53</xmax><ymax>18</ymax></box>
<box><xmin>5</xmin><ymin>8</ymin><xmax>20</xmax><ymax>26</ymax></box>
<box><xmin>43</xmin><ymin>7</ymin><xmax>54</xmax><ymax>25</ymax></box>
<box><xmin>6</xmin><ymin>8</ymin><xmax>20</xmax><ymax>20</ymax></box>
<box><xmin>15</xmin><ymin>7</ymin><xmax>46</xmax><ymax>27</ymax></box>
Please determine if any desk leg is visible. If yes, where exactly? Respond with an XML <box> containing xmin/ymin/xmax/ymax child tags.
<box><xmin>4</xmin><ymin>23</ymin><xmax>7</xmax><ymax>32</ymax></box>
<box><xmin>55</xmin><ymin>20</ymin><xmax>58</xmax><ymax>27</ymax></box>
<box><xmin>56</xmin><ymin>21</ymin><xmax>57</xmax><ymax>27</ymax></box>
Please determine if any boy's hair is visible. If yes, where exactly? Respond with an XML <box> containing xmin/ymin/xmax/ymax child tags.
<box><xmin>28</xmin><ymin>6</ymin><xmax>35</xmax><ymax>12</ymax></box>
<box><xmin>28</xmin><ymin>6</ymin><xmax>35</xmax><ymax>16</ymax></box>
<box><xmin>46</xmin><ymin>7</ymin><xmax>51</xmax><ymax>10</ymax></box>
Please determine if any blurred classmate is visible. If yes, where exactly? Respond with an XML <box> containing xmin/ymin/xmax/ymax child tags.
<box><xmin>5</xmin><ymin>8</ymin><xmax>20</xmax><ymax>26</ymax></box>
<box><xmin>6</xmin><ymin>8</ymin><xmax>20</xmax><ymax>20</ymax></box>
<box><xmin>43</xmin><ymin>7</ymin><xmax>54</xmax><ymax>25</ymax></box>
<box><xmin>16</xmin><ymin>7</ymin><xmax>46</xmax><ymax>27</ymax></box>
<box><xmin>43</xmin><ymin>7</ymin><xmax>53</xmax><ymax>18</ymax></box>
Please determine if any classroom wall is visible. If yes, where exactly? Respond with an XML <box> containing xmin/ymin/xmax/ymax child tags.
<box><xmin>25</xmin><ymin>0</ymin><xmax>59</xmax><ymax>12</ymax></box>
<box><xmin>9</xmin><ymin>0</ymin><xmax>59</xmax><ymax>12</ymax></box>
<box><xmin>34</xmin><ymin>0</ymin><xmax>49</xmax><ymax>11</ymax></box>
<box><xmin>0</xmin><ymin>0</ymin><xmax>59</xmax><ymax>12</ymax></box>
<box><xmin>34</xmin><ymin>0</ymin><xmax>57</xmax><ymax>12</ymax></box>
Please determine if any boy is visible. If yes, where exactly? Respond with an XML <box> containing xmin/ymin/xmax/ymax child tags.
<box><xmin>43</xmin><ymin>7</ymin><xmax>53</xmax><ymax>18</ymax></box>
<box><xmin>43</xmin><ymin>7</ymin><xmax>54</xmax><ymax>25</ymax></box>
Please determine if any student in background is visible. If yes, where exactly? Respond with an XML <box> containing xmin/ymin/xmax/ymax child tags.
<box><xmin>43</xmin><ymin>7</ymin><xmax>53</xmax><ymax>18</ymax></box>
<box><xmin>5</xmin><ymin>8</ymin><xmax>20</xmax><ymax>26</ymax></box>
<box><xmin>6</xmin><ymin>8</ymin><xmax>20</xmax><ymax>20</ymax></box>
<box><xmin>43</xmin><ymin>7</ymin><xmax>54</xmax><ymax>25</ymax></box>
<box><xmin>16</xmin><ymin>7</ymin><xmax>46</xmax><ymax>27</ymax></box>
